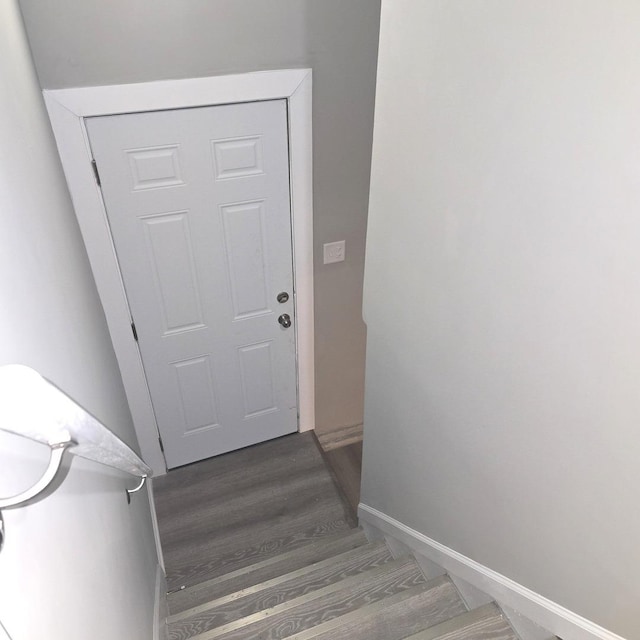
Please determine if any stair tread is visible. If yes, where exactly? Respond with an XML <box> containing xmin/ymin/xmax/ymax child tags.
<box><xmin>157</xmin><ymin>432</ymin><xmax>353</xmax><ymax>592</ymax></box>
<box><xmin>166</xmin><ymin>517</ymin><xmax>351</xmax><ymax>592</ymax></box>
<box><xmin>169</xmin><ymin>541</ymin><xmax>394</xmax><ymax>638</ymax></box>
<box><xmin>402</xmin><ymin>602</ymin><xmax>518</xmax><ymax>640</ymax></box>
<box><xmin>168</xmin><ymin>528</ymin><xmax>368</xmax><ymax>615</ymax></box>
<box><xmin>180</xmin><ymin>556</ymin><xmax>425</xmax><ymax>640</ymax></box>
<box><xmin>286</xmin><ymin>575</ymin><xmax>467</xmax><ymax>640</ymax></box>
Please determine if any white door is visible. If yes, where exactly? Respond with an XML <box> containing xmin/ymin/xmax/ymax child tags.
<box><xmin>86</xmin><ymin>100</ymin><xmax>297</xmax><ymax>468</ymax></box>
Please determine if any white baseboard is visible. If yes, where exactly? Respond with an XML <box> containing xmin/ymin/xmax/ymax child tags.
<box><xmin>358</xmin><ymin>504</ymin><xmax>626</xmax><ymax>640</ymax></box>
<box><xmin>153</xmin><ymin>564</ymin><xmax>168</xmax><ymax>640</ymax></box>
<box><xmin>148</xmin><ymin>479</ymin><xmax>166</xmax><ymax>570</ymax></box>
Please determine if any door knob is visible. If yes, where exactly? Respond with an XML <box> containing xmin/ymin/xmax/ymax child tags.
<box><xmin>278</xmin><ymin>314</ymin><xmax>292</xmax><ymax>329</ymax></box>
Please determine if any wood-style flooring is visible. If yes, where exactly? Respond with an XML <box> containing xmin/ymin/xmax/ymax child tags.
<box><xmin>158</xmin><ymin>431</ymin><xmax>520</xmax><ymax>640</ymax></box>
<box><xmin>154</xmin><ymin>432</ymin><xmax>355</xmax><ymax>592</ymax></box>
<box><xmin>314</xmin><ymin>423</ymin><xmax>363</xmax><ymax>451</ymax></box>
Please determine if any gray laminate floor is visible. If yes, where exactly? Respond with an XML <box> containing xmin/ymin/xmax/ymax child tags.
<box><xmin>315</xmin><ymin>423</ymin><xmax>363</xmax><ymax>451</ymax></box>
<box><xmin>154</xmin><ymin>432</ymin><xmax>355</xmax><ymax>591</ymax></box>
<box><xmin>159</xmin><ymin>433</ymin><xmax>521</xmax><ymax>640</ymax></box>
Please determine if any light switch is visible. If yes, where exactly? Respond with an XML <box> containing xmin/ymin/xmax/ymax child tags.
<box><xmin>323</xmin><ymin>240</ymin><xmax>346</xmax><ymax>264</ymax></box>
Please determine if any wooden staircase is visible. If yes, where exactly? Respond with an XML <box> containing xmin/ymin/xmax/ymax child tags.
<box><xmin>167</xmin><ymin>528</ymin><xmax>518</xmax><ymax>640</ymax></box>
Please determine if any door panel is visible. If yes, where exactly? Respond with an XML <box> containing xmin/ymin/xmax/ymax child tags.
<box><xmin>142</xmin><ymin>211</ymin><xmax>205</xmax><ymax>333</ymax></box>
<box><xmin>172</xmin><ymin>355</ymin><xmax>220</xmax><ymax>435</ymax></box>
<box><xmin>238</xmin><ymin>341</ymin><xmax>277</xmax><ymax>417</ymax></box>
<box><xmin>222</xmin><ymin>200</ymin><xmax>271</xmax><ymax>319</ymax></box>
<box><xmin>86</xmin><ymin>100</ymin><xmax>297</xmax><ymax>468</ymax></box>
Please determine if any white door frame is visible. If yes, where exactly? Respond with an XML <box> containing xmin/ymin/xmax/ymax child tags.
<box><xmin>44</xmin><ymin>69</ymin><xmax>314</xmax><ymax>475</ymax></box>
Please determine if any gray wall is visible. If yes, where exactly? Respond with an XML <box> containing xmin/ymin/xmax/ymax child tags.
<box><xmin>18</xmin><ymin>0</ymin><xmax>381</xmax><ymax>435</ymax></box>
<box><xmin>362</xmin><ymin>1</ymin><xmax>640</xmax><ymax>638</ymax></box>
<box><xmin>0</xmin><ymin>2</ymin><xmax>158</xmax><ymax>637</ymax></box>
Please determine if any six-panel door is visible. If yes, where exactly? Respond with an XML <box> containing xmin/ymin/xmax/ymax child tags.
<box><xmin>86</xmin><ymin>100</ymin><xmax>297</xmax><ymax>468</ymax></box>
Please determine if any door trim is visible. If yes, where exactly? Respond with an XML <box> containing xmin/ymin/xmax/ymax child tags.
<box><xmin>44</xmin><ymin>69</ymin><xmax>314</xmax><ymax>475</ymax></box>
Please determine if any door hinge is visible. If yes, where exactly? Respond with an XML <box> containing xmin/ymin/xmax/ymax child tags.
<box><xmin>158</xmin><ymin>436</ymin><xmax>165</xmax><ymax>453</ymax></box>
<box><xmin>131</xmin><ymin>321</ymin><xmax>138</xmax><ymax>342</ymax></box>
<box><xmin>91</xmin><ymin>159</ymin><xmax>101</xmax><ymax>186</ymax></box>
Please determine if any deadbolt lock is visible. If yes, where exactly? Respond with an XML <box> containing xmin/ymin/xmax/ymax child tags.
<box><xmin>277</xmin><ymin>292</ymin><xmax>289</xmax><ymax>304</ymax></box>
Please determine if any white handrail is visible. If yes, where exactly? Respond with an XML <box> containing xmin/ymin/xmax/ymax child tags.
<box><xmin>0</xmin><ymin>365</ymin><xmax>151</xmax><ymax>514</ymax></box>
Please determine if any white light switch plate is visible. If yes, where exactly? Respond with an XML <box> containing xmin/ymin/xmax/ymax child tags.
<box><xmin>323</xmin><ymin>240</ymin><xmax>346</xmax><ymax>264</ymax></box>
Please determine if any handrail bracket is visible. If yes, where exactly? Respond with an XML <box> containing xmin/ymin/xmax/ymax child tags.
<box><xmin>0</xmin><ymin>438</ymin><xmax>75</xmax><ymax>511</ymax></box>
<box><xmin>126</xmin><ymin>475</ymin><xmax>148</xmax><ymax>504</ymax></box>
